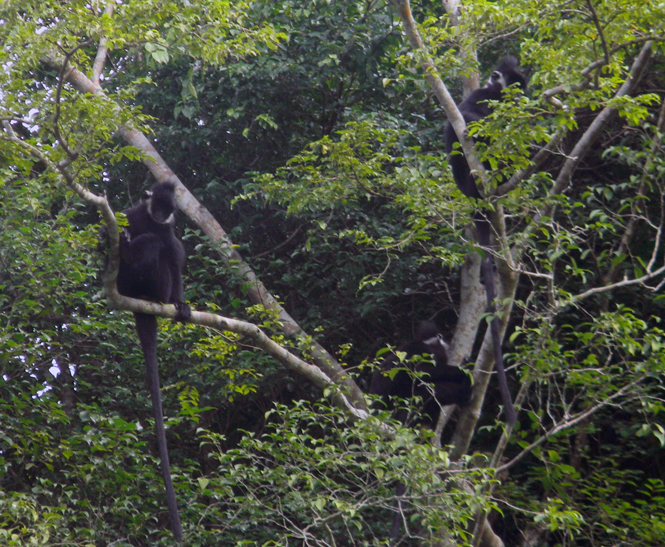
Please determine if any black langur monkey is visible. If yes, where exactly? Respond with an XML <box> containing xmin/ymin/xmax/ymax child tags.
<box><xmin>116</xmin><ymin>181</ymin><xmax>191</xmax><ymax>544</ymax></box>
<box><xmin>370</xmin><ymin>321</ymin><xmax>471</xmax><ymax>422</ymax></box>
<box><xmin>444</xmin><ymin>57</ymin><xmax>526</xmax><ymax>427</ymax></box>
<box><xmin>370</xmin><ymin>321</ymin><xmax>471</xmax><ymax>544</ymax></box>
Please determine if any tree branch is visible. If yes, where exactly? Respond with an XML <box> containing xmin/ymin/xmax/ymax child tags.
<box><xmin>496</xmin><ymin>127</ymin><xmax>566</xmax><ymax>196</ymax></box>
<box><xmin>496</xmin><ymin>380</ymin><xmax>642</xmax><ymax>474</ymax></box>
<box><xmin>41</xmin><ymin>54</ymin><xmax>368</xmax><ymax>410</ymax></box>
<box><xmin>526</xmin><ymin>41</ymin><xmax>654</xmax><ymax>237</ymax></box>
<box><xmin>2</xmin><ymin>118</ymin><xmax>369</xmax><ymax>419</ymax></box>
<box><xmin>389</xmin><ymin>0</ymin><xmax>490</xmax><ymax>194</ymax></box>
<box><xmin>540</xmin><ymin>38</ymin><xmax>662</xmax><ymax>102</ymax></box>
<box><xmin>441</xmin><ymin>0</ymin><xmax>480</xmax><ymax>97</ymax></box>
<box><xmin>571</xmin><ymin>264</ymin><xmax>665</xmax><ymax>303</ymax></box>
<box><xmin>585</xmin><ymin>0</ymin><xmax>610</xmax><ymax>65</ymax></box>
<box><xmin>92</xmin><ymin>2</ymin><xmax>115</xmax><ymax>88</ymax></box>
<box><xmin>606</xmin><ymin>99</ymin><xmax>665</xmax><ymax>282</ymax></box>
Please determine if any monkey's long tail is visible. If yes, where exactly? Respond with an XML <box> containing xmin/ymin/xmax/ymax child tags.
<box><xmin>476</xmin><ymin>217</ymin><xmax>517</xmax><ymax>427</ymax></box>
<box><xmin>135</xmin><ymin>313</ymin><xmax>184</xmax><ymax>544</ymax></box>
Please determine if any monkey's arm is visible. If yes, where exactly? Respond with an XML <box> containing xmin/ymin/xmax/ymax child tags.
<box><xmin>120</xmin><ymin>232</ymin><xmax>165</xmax><ymax>267</ymax></box>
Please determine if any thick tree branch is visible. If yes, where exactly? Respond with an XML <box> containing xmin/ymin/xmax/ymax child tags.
<box><xmin>499</xmin><ymin>40</ymin><xmax>656</xmax><ymax>198</ymax></box>
<box><xmin>371</xmin><ymin>9</ymin><xmax>514</xmax><ymax>545</ymax></box>
<box><xmin>3</xmin><ymin>118</ymin><xmax>369</xmax><ymax>419</ymax></box>
<box><xmin>554</xmin><ymin>44</ymin><xmax>652</xmax><ymax>195</ymax></box>
<box><xmin>389</xmin><ymin>0</ymin><xmax>490</xmax><ymax>194</ymax></box>
<box><xmin>391</xmin><ymin>0</ymin><xmax>520</xmax><ymax>453</ymax></box>
<box><xmin>42</xmin><ymin>54</ymin><xmax>367</xmax><ymax>410</ymax></box>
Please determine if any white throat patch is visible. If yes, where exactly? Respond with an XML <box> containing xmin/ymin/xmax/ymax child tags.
<box><xmin>147</xmin><ymin>201</ymin><xmax>175</xmax><ymax>225</ymax></box>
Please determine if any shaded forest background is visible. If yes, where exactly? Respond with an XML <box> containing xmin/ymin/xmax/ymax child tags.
<box><xmin>1</xmin><ymin>1</ymin><xmax>665</xmax><ymax>546</ymax></box>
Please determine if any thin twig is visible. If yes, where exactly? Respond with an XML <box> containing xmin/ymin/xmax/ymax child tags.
<box><xmin>496</xmin><ymin>379</ymin><xmax>642</xmax><ymax>474</ymax></box>
<box><xmin>585</xmin><ymin>0</ymin><xmax>610</xmax><ymax>64</ymax></box>
<box><xmin>51</xmin><ymin>38</ymin><xmax>94</xmax><ymax>162</ymax></box>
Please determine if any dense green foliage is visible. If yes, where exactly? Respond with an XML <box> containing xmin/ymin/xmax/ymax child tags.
<box><xmin>1</xmin><ymin>1</ymin><xmax>665</xmax><ymax>546</ymax></box>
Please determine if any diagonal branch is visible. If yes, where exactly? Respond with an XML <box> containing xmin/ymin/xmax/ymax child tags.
<box><xmin>52</xmin><ymin>38</ymin><xmax>94</xmax><ymax>163</ymax></box>
<box><xmin>541</xmin><ymin>37</ymin><xmax>665</xmax><ymax>103</ymax></box>
<box><xmin>585</xmin><ymin>0</ymin><xmax>610</xmax><ymax>64</ymax></box>
<box><xmin>496</xmin><ymin>379</ymin><xmax>643</xmax><ymax>474</ymax></box>
<box><xmin>41</xmin><ymin>53</ymin><xmax>368</xmax><ymax>410</ymax></box>
<box><xmin>389</xmin><ymin>0</ymin><xmax>490</xmax><ymax>195</ymax></box>
<box><xmin>520</xmin><ymin>41</ymin><xmax>654</xmax><ymax>245</ymax></box>
<box><xmin>605</xmin><ymin>99</ymin><xmax>665</xmax><ymax>282</ymax></box>
<box><xmin>571</xmin><ymin>263</ymin><xmax>665</xmax><ymax>303</ymax></box>
<box><xmin>550</xmin><ymin>42</ymin><xmax>653</xmax><ymax>197</ymax></box>
<box><xmin>2</xmin><ymin>119</ymin><xmax>369</xmax><ymax>419</ymax></box>
<box><xmin>496</xmin><ymin>127</ymin><xmax>566</xmax><ymax>196</ymax></box>
<box><xmin>92</xmin><ymin>2</ymin><xmax>115</xmax><ymax>87</ymax></box>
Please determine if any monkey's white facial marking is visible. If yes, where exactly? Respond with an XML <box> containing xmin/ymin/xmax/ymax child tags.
<box><xmin>488</xmin><ymin>70</ymin><xmax>508</xmax><ymax>89</ymax></box>
<box><xmin>423</xmin><ymin>335</ymin><xmax>449</xmax><ymax>351</ymax></box>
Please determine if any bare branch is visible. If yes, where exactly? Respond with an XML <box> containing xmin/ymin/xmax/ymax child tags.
<box><xmin>52</xmin><ymin>39</ymin><xmax>94</xmax><ymax>162</ymax></box>
<box><xmin>92</xmin><ymin>2</ymin><xmax>116</xmax><ymax>87</ymax></box>
<box><xmin>526</xmin><ymin>41</ymin><xmax>654</xmax><ymax>235</ymax></box>
<box><xmin>389</xmin><ymin>0</ymin><xmax>490</xmax><ymax>194</ymax></box>
<box><xmin>40</xmin><ymin>54</ymin><xmax>368</xmax><ymax>410</ymax></box>
<box><xmin>585</xmin><ymin>0</ymin><xmax>610</xmax><ymax>64</ymax></box>
<box><xmin>604</xmin><ymin>99</ymin><xmax>665</xmax><ymax>282</ymax></box>
<box><xmin>496</xmin><ymin>380</ymin><xmax>643</xmax><ymax>474</ymax></box>
<box><xmin>253</xmin><ymin>226</ymin><xmax>304</xmax><ymax>259</ymax></box>
<box><xmin>572</xmin><ymin>264</ymin><xmax>665</xmax><ymax>303</ymax></box>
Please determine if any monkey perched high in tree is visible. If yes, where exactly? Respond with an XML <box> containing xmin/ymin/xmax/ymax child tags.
<box><xmin>444</xmin><ymin>57</ymin><xmax>527</xmax><ymax>427</ymax></box>
<box><xmin>370</xmin><ymin>321</ymin><xmax>471</xmax><ymax>425</ymax></box>
<box><xmin>115</xmin><ymin>181</ymin><xmax>191</xmax><ymax>544</ymax></box>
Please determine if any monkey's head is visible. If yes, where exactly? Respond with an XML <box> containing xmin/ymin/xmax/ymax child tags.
<box><xmin>145</xmin><ymin>182</ymin><xmax>178</xmax><ymax>224</ymax></box>
<box><xmin>488</xmin><ymin>56</ymin><xmax>527</xmax><ymax>93</ymax></box>
<box><xmin>416</xmin><ymin>321</ymin><xmax>449</xmax><ymax>362</ymax></box>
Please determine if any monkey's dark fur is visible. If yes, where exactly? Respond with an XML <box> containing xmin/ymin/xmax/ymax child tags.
<box><xmin>370</xmin><ymin>321</ymin><xmax>471</xmax><ymax>423</ymax></box>
<box><xmin>117</xmin><ymin>181</ymin><xmax>190</xmax><ymax>543</ymax></box>
<box><xmin>444</xmin><ymin>57</ymin><xmax>526</xmax><ymax>426</ymax></box>
<box><xmin>444</xmin><ymin>57</ymin><xmax>527</xmax><ymax>201</ymax></box>
<box><xmin>370</xmin><ymin>321</ymin><xmax>471</xmax><ymax>543</ymax></box>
